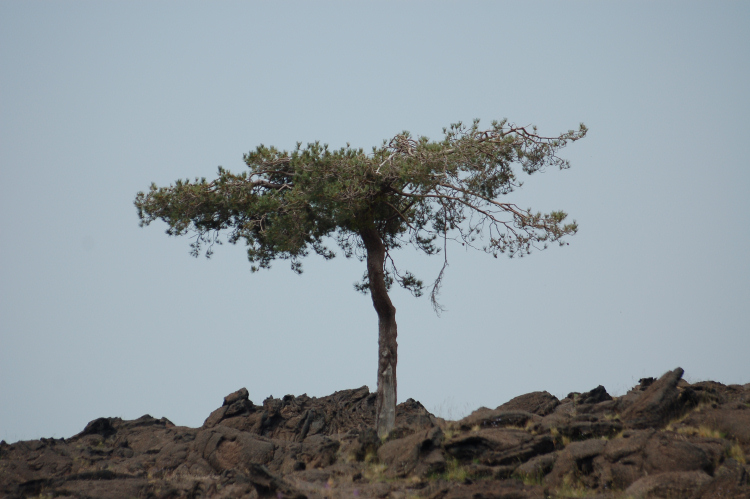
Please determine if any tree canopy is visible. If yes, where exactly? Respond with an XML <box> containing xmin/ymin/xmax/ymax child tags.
<box><xmin>135</xmin><ymin>118</ymin><xmax>587</xmax><ymax>436</ymax></box>
<box><xmin>136</xmin><ymin>119</ymin><xmax>585</xmax><ymax>309</ymax></box>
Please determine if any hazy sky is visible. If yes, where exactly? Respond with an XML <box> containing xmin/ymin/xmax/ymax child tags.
<box><xmin>1</xmin><ymin>2</ymin><xmax>748</xmax><ymax>443</ymax></box>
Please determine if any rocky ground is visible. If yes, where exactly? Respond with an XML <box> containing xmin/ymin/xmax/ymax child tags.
<box><xmin>1</xmin><ymin>367</ymin><xmax>749</xmax><ymax>498</ymax></box>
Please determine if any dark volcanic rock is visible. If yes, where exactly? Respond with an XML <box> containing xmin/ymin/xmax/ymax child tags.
<box><xmin>601</xmin><ymin>429</ymin><xmax>654</xmax><ymax>463</ymax></box>
<box><xmin>682</xmin><ymin>403</ymin><xmax>750</xmax><ymax>453</ymax></box>
<box><xmin>514</xmin><ymin>452</ymin><xmax>557</xmax><ymax>481</ymax></box>
<box><xmin>625</xmin><ymin>470</ymin><xmax>713</xmax><ymax>498</ymax></box>
<box><xmin>496</xmin><ymin>390</ymin><xmax>560</xmax><ymax>416</ymax></box>
<box><xmin>577</xmin><ymin>384</ymin><xmax>613</xmax><ymax>405</ymax></box>
<box><xmin>3</xmin><ymin>373</ymin><xmax>750</xmax><ymax>498</ymax></box>
<box><xmin>546</xmin><ymin>438</ymin><xmax>608</xmax><ymax>488</ymax></box>
<box><xmin>243</xmin><ymin>462</ymin><xmax>307</xmax><ymax>499</ymax></box>
<box><xmin>445</xmin><ymin>428</ymin><xmax>555</xmax><ymax>467</ymax></box>
<box><xmin>204</xmin><ymin>386</ymin><xmax>439</xmax><ymax>441</ymax></box>
<box><xmin>76</xmin><ymin>417</ymin><xmax>118</xmax><ymax>438</ymax></box>
<box><xmin>439</xmin><ymin>479</ymin><xmax>547</xmax><ymax>499</ymax></box>
<box><xmin>458</xmin><ymin>408</ymin><xmax>541</xmax><ymax>431</ymax></box>
<box><xmin>557</xmin><ymin>419</ymin><xmax>623</xmax><ymax>441</ymax></box>
<box><xmin>697</xmin><ymin>458</ymin><xmax>750</xmax><ymax>499</ymax></box>
<box><xmin>224</xmin><ymin>387</ymin><xmax>251</xmax><ymax>406</ymax></box>
<box><xmin>377</xmin><ymin>427</ymin><xmax>444</xmax><ymax>478</ymax></box>
<box><xmin>642</xmin><ymin>431</ymin><xmax>715</xmax><ymax>475</ymax></box>
<box><xmin>621</xmin><ymin>367</ymin><xmax>696</xmax><ymax>429</ymax></box>
<box><xmin>338</xmin><ymin>427</ymin><xmax>381</xmax><ymax>463</ymax></box>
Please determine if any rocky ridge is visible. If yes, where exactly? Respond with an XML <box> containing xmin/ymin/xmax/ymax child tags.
<box><xmin>1</xmin><ymin>368</ymin><xmax>749</xmax><ymax>498</ymax></box>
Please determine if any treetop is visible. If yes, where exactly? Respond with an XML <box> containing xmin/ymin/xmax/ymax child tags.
<box><xmin>135</xmin><ymin>119</ymin><xmax>586</xmax><ymax>310</ymax></box>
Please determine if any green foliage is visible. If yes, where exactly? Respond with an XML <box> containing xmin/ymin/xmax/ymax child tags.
<box><xmin>135</xmin><ymin>119</ymin><xmax>586</xmax><ymax>310</ymax></box>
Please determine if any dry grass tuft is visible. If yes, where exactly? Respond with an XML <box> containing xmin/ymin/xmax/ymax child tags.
<box><xmin>675</xmin><ymin>425</ymin><xmax>726</xmax><ymax>439</ymax></box>
<box><xmin>726</xmin><ymin>442</ymin><xmax>746</xmax><ymax>464</ymax></box>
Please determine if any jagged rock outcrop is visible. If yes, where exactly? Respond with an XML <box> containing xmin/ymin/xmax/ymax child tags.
<box><xmin>1</xmin><ymin>368</ymin><xmax>749</xmax><ymax>498</ymax></box>
<box><xmin>621</xmin><ymin>367</ymin><xmax>698</xmax><ymax>429</ymax></box>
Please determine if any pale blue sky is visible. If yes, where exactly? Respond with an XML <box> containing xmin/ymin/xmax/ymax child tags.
<box><xmin>1</xmin><ymin>2</ymin><xmax>748</xmax><ymax>443</ymax></box>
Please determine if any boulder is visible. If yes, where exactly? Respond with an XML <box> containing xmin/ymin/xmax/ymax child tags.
<box><xmin>624</xmin><ymin>470</ymin><xmax>712</xmax><ymax>498</ymax></box>
<box><xmin>514</xmin><ymin>452</ymin><xmax>557</xmax><ymax>481</ymax></box>
<box><xmin>565</xmin><ymin>385</ymin><xmax>609</xmax><ymax>405</ymax></box>
<box><xmin>696</xmin><ymin>458</ymin><xmax>750</xmax><ymax>499</ymax></box>
<box><xmin>577</xmin><ymin>385</ymin><xmax>613</xmax><ymax>405</ymax></box>
<box><xmin>622</xmin><ymin>367</ymin><xmax>696</xmax><ymax>429</ymax></box>
<box><xmin>682</xmin><ymin>404</ymin><xmax>750</xmax><ymax>453</ymax></box>
<box><xmin>194</xmin><ymin>426</ymin><xmax>276</xmax><ymax>473</ymax></box>
<box><xmin>601</xmin><ymin>429</ymin><xmax>654</xmax><ymax>463</ymax></box>
<box><xmin>376</xmin><ymin>427</ymin><xmax>444</xmax><ymax>478</ymax></box>
<box><xmin>642</xmin><ymin>432</ymin><xmax>714</xmax><ymax>475</ymax></box>
<box><xmin>496</xmin><ymin>391</ymin><xmax>560</xmax><ymax>416</ymax></box>
<box><xmin>75</xmin><ymin>417</ymin><xmax>118</xmax><ymax>438</ymax></box>
<box><xmin>224</xmin><ymin>387</ymin><xmax>250</xmax><ymax>406</ymax></box>
<box><xmin>444</xmin><ymin>428</ymin><xmax>554</xmax><ymax>467</ymax></box>
<box><xmin>545</xmin><ymin>438</ymin><xmax>607</xmax><ymax>488</ymax></box>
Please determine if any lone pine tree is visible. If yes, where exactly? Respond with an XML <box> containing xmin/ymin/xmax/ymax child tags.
<box><xmin>135</xmin><ymin>119</ymin><xmax>586</xmax><ymax>437</ymax></box>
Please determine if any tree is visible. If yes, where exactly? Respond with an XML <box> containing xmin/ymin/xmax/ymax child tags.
<box><xmin>135</xmin><ymin>119</ymin><xmax>587</xmax><ymax>437</ymax></box>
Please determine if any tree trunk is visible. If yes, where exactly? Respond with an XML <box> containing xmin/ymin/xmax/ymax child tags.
<box><xmin>359</xmin><ymin>226</ymin><xmax>397</xmax><ymax>438</ymax></box>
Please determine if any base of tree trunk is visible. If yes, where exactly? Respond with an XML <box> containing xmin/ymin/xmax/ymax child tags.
<box><xmin>376</xmin><ymin>362</ymin><xmax>396</xmax><ymax>437</ymax></box>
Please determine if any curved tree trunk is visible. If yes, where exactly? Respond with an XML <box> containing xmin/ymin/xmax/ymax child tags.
<box><xmin>359</xmin><ymin>226</ymin><xmax>397</xmax><ymax>438</ymax></box>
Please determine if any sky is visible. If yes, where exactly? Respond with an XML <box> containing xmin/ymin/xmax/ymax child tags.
<box><xmin>1</xmin><ymin>1</ymin><xmax>748</xmax><ymax>443</ymax></box>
